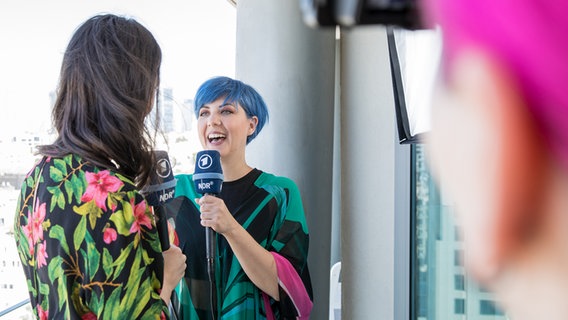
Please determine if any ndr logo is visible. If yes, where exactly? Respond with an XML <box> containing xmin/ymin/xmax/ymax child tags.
<box><xmin>198</xmin><ymin>181</ymin><xmax>216</xmax><ymax>190</ymax></box>
<box><xmin>159</xmin><ymin>189</ymin><xmax>175</xmax><ymax>203</ymax></box>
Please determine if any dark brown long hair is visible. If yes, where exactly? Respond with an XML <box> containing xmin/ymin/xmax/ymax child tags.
<box><xmin>38</xmin><ymin>14</ymin><xmax>162</xmax><ymax>188</ymax></box>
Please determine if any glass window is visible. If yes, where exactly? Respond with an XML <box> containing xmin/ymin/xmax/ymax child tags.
<box><xmin>454</xmin><ymin>250</ymin><xmax>462</xmax><ymax>267</ymax></box>
<box><xmin>480</xmin><ymin>300</ymin><xmax>505</xmax><ymax>316</ymax></box>
<box><xmin>454</xmin><ymin>298</ymin><xmax>465</xmax><ymax>315</ymax></box>
<box><xmin>454</xmin><ymin>274</ymin><xmax>465</xmax><ymax>291</ymax></box>
<box><xmin>412</xmin><ymin>144</ymin><xmax>508</xmax><ymax>319</ymax></box>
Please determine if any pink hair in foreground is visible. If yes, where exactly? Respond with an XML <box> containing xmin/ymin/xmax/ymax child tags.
<box><xmin>423</xmin><ymin>0</ymin><xmax>568</xmax><ymax>167</ymax></box>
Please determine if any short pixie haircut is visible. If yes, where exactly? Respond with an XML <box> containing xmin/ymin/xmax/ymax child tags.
<box><xmin>194</xmin><ymin>76</ymin><xmax>269</xmax><ymax>144</ymax></box>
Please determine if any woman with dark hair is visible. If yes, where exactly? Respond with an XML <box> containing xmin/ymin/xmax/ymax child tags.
<box><xmin>14</xmin><ymin>14</ymin><xmax>186</xmax><ymax>319</ymax></box>
<box><xmin>171</xmin><ymin>76</ymin><xmax>313</xmax><ymax>319</ymax></box>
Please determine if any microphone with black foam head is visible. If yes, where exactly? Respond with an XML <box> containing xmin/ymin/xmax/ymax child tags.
<box><xmin>192</xmin><ymin>150</ymin><xmax>223</xmax><ymax>281</ymax></box>
<box><xmin>141</xmin><ymin>150</ymin><xmax>177</xmax><ymax>251</ymax></box>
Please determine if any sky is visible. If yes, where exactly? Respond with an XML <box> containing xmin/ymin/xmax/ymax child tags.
<box><xmin>0</xmin><ymin>0</ymin><xmax>236</xmax><ymax>138</ymax></box>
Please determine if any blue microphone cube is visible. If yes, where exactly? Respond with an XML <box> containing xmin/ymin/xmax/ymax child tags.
<box><xmin>193</xmin><ymin>150</ymin><xmax>224</xmax><ymax>195</ymax></box>
<box><xmin>142</xmin><ymin>150</ymin><xmax>177</xmax><ymax>207</ymax></box>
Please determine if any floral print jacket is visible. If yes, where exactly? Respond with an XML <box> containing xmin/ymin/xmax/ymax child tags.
<box><xmin>14</xmin><ymin>154</ymin><xmax>169</xmax><ymax>319</ymax></box>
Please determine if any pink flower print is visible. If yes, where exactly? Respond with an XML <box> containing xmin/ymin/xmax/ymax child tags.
<box><xmin>81</xmin><ymin>170</ymin><xmax>123</xmax><ymax>211</ymax></box>
<box><xmin>103</xmin><ymin>227</ymin><xmax>118</xmax><ymax>244</ymax></box>
<box><xmin>81</xmin><ymin>312</ymin><xmax>97</xmax><ymax>320</ymax></box>
<box><xmin>129</xmin><ymin>199</ymin><xmax>153</xmax><ymax>234</ymax></box>
<box><xmin>22</xmin><ymin>222</ymin><xmax>34</xmax><ymax>255</ymax></box>
<box><xmin>37</xmin><ymin>305</ymin><xmax>48</xmax><ymax>320</ymax></box>
<box><xmin>36</xmin><ymin>240</ymin><xmax>48</xmax><ymax>268</ymax></box>
<box><xmin>23</xmin><ymin>199</ymin><xmax>47</xmax><ymax>253</ymax></box>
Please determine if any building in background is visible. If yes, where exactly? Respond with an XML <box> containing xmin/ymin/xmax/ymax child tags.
<box><xmin>0</xmin><ymin>187</ymin><xmax>33</xmax><ymax>319</ymax></box>
<box><xmin>160</xmin><ymin>87</ymin><xmax>175</xmax><ymax>133</ymax></box>
<box><xmin>179</xmin><ymin>98</ymin><xmax>195</xmax><ymax>133</ymax></box>
<box><xmin>414</xmin><ymin>144</ymin><xmax>508</xmax><ymax>320</ymax></box>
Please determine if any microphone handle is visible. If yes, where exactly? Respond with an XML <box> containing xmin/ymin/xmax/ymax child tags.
<box><xmin>201</xmin><ymin>191</ymin><xmax>219</xmax><ymax>317</ymax></box>
<box><xmin>205</xmin><ymin>225</ymin><xmax>215</xmax><ymax>261</ymax></box>
<box><xmin>204</xmin><ymin>193</ymin><xmax>217</xmax><ymax>277</ymax></box>
<box><xmin>154</xmin><ymin>206</ymin><xmax>170</xmax><ymax>251</ymax></box>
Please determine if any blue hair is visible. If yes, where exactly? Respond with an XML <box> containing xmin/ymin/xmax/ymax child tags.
<box><xmin>194</xmin><ymin>76</ymin><xmax>269</xmax><ymax>144</ymax></box>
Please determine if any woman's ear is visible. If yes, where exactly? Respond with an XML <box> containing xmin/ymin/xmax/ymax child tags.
<box><xmin>248</xmin><ymin>116</ymin><xmax>259</xmax><ymax>136</ymax></box>
<box><xmin>450</xmin><ymin>50</ymin><xmax>547</xmax><ymax>283</ymax></box>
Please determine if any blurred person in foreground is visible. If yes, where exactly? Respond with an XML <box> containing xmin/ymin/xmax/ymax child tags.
<box><xmin>170</xmin><ymin>76</ymin><xmax>313</xmax><ymax>319</ymax></box>
<box><xmin>13</xmin><ymin>14</ymin><xmax>186</xmax><ymax>319</ymax></box>
<box><xmin>423</xmin><ymin>1</ymin><xmax>568</xmax><ymax>319</ymax></box>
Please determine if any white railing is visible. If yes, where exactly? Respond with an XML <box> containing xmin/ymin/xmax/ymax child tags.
<box><xmin>0</xmin><ymin>298</ymin><xmax>31</xmax><ymax>318</ymax></box>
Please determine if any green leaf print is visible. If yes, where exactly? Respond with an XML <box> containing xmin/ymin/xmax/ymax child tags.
<box><xmin>50</xmin><ymin>165</ymin><xmax>64</xmax><ymax>182</ymax></box>
<box><xmin>48</xmin><ymin>256</ymin><xmax>64</xmax><ymax>282</ymax></box>
<box><xmin>64</xmin><ymin>155</ymin><xmax>73</xmax><ymax>166</ymax></box>
<box><xmin>90</xmin><ymin>292</ymin><xmax>103</xmax><ymax>318</ymax></box>
<box><xmin>130</xmin><ymin>276</ymin><xmax>153</xmax><ymax>318</ymax></box>
<box><xmin>111</xmin><ymin>242</ymin><xmax>134</xmax><ymax>281</ymax></box>
<box><xmin>26</xmin><ymin>175</ymin><xmax>34</xmax><ymax>188</ymax></box>
<box><xmin>70</xmin><ymin>173</ymin><xmax>85</xmax><ymax>204</ymax></box>
<box><xmin>79</xmin><ymin>248</ymin><xmax>89</xmax><ymax>280</ymax></box>
<box><xmin>15</xmin><ymin>227</ymin><xmax>31</xmax><ymax>261</ymax></box>
<box><xmin>141</xmin><ymin>301</ymin><xmax>165</xmax><ymax>320</ymax></box>
<box><xmin>26</xmin><ymin>279</ymin><xmax>37</xmax><ymax>296</ymax></box>
<box><xmin>120</xmin><ymin>248</ymin><xmax>145</xmax><ymax>318</ymax></box>
<box><xmin>39</xmin><ymin>283</ymin><xmax>50</xmax><ymax>296</ymax></box>
<box><xmin>48</xmin><ymin>225</ymin><xmax>70</xmax><ymax>256</ymax></box>
<box><xmin>125</xmin><ymin>248</ymin><xmax>143</xmax><ymax>292</ymax></box>
<box><xmin>64</xmin><ymin>179</ymin><xmax>74</xmax><ymax>204</ymax></box>
<box><xmin>74</xmin><ymin>216</ymin><xmax>87</xmax><ymax>251</ymax></box>
<box><xmin>71</xmin><ymin>282</ymin><xmax>91</xmax><ymax>315</ymax></box>
<box><xmin>47</xmin><ymin>186</ymin><xmax>62</xmax><ymax>211</ymax></box>
<box><xmin>20</xmin><ymin>186</ymin><xmax>27</xmax><ymax>204</ymax></box>
<box><xmin>110</xmin><ymin>208</ymin><xmax>135</xmax><ymax>237</ymax></box>
<box><xmin>102</xmin><ymin>286</ymin><xmax>123</xmax><ymax>319</ymax></box>
<box><xmin>56</xmin><ymin>277</ymin><xmax>67</xmax><ymax>311</ymax></box>
<box><xmin>48</xmin><ymin>256</ymin><xmax>70</xmax><ymax>311</ymax></box>
<box><xmin>73</xmin><ymin>200</ymin><xmax>92</xmax><ymax>216</ymax></box>
<box><xmin>141</xmin><ymin>248</ymin><xmax>155</xmax><ymax>266</ymax></box>
<box><xmin>103</xmin><ymin>248</ymin><xmax>114</xmax><ymax>280</ymax></box>
<box><xmin>57</xmin><ymin>191</ymin><xmax>66</xmax><ymax>211</ymax></box>
<box><xmin>85</xmin><ymin>232</ymin><xmax>101</xmax><ymax>281</ymax></box>
<box><xmin>53</xmin><ymin>158</ymin><xmax>68</xmax><ymax>176</ymax></box>
<box><xmin>109</xmin><ymin>210</ymin><xmax>129</xmax><ymax>236</ymax></box>
<box><xmin>73</xmin><ymin>201</ymin><xmax>104</xmax><ymax>229</ymax></box>
<box><xmin>107</xmin><ymin>192</ymin><xmax>122</xmax><ymax>215</ymax></box>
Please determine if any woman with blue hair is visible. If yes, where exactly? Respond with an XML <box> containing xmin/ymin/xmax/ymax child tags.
<box><xmin>171</xmin><ymin>76</ymin><xmax>313</xmax><ymax>319</ymax></box>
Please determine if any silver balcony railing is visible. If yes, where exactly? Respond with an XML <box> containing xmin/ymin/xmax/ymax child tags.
<box><xmin>0</xmin><ymin>298</ymin><xmax>31</xmax><ymax>318</ymax></box>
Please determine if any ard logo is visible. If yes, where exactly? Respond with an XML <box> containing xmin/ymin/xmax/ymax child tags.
<box><xmin>197</xmin><ymin>153</ymin><xmax>213</xmax><ymax>170</ymax></box>
<box><xmin>156</xmin><ymin>157</ymin><xmax>172</xmax><ymax>179</ymax></box>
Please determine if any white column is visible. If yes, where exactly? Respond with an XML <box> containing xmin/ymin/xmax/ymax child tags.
<box><xmin>236</xmin><ymin>1</ymin><xmax>336</xmax><ymax>318</ymax></box>
<box><xmin>340</xmin><ymin>26</ymin><xmax>399</xmax><ymax>319</ymax></box>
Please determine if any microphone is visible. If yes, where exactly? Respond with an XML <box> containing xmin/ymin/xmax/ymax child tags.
<box><xmin>192</xmin><ymin>150</ymin><xmax>223</xmax><ymax>280</ymax></box>
<box><xmin>141</xmin><ymin>150</ymin><xmax>177</xmax><ymax>251</ymax></box>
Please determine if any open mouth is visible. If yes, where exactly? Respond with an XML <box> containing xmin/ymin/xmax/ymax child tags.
<box><xmin>208</xmin><ymin>133</ymin><xmax>226</xmax><ymax>143</ymax></box>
